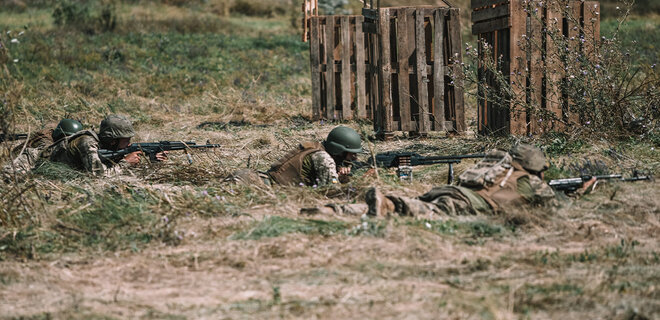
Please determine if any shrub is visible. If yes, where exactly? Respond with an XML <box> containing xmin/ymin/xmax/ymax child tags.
<box><xmin>460</xmin><ymin>0</ymin><xmax>659</xmax><ymax>138</ymax></box>
<box><xmin>52</xmin><ymin>0</ymin><xmax>117</xmax><ymax>34</ymax></box>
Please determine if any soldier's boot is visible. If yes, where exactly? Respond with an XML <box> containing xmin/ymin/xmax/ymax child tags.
<box><xmin>365</xmin><ymin>187</ymin><xmax>395</xmax><ymax>217</ymax></box>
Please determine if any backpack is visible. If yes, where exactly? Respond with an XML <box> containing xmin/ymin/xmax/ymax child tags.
<box><xmin>458</xmin><ymin>149</ymin><xmax>512</xmax><ymax>188</ymax></box>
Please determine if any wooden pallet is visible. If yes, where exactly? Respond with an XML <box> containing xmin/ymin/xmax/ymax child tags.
<box><xmin>472</xmin><ymin>0</ymin><xmax>600</xmax><ymax>135</ymax></box>
<box><xmin>363</xmin><ymin>6</ymin><xmax>465</xmax><ymax>137</ymax></box>
<box><xmin>301</xmin><ymin>0</ymin><xmax>318</xmax><ymax>42</ymax></box>
<box><xmin>309</xmin><ymin>15</ymin><xmax>368</xmax><ymax>120</ymax></box>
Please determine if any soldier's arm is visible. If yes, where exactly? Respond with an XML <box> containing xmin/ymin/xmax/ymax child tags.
<box><xmin>517</xmin><ymin>175</ymin><xmax>556</xmax><ymax>205</ymax></box>
<box><xmin>72</xmin><ymin>136</ymin><xmax>107</xmax><ymax>176</ymax></box>
<box><xmin>309</xmin><ymin>151</ymin><xmax>340</xmax><ymax>186</ymax></box>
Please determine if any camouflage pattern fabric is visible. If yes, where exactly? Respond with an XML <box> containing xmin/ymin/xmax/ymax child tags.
<box><xmin>48</xmin><ymin>134</ymin><xmax>106</xmax><ymax>175</ymax></box>
<box><xmin>300</xmin><ymin>150</ymin><xmax>339</xmax><ymax>187</ymax></box>
<box><xmin>388</xmin><ymin>185</ymin><xmax>487</xmax><ymax>216</ymax></box>
<box><xmin>516</xmin><ymin>175</ymin><xmax>556</xmax><ymax>206</ymax></box>
<box><xmin>324</xmin><ymin>203</ymin><xmax>368</xmax><ymax>216</ymax></box>
<box><xmin>2</xmin><ymin>129</ymin><xmax>54</xmax><ymax>178</ymax></box>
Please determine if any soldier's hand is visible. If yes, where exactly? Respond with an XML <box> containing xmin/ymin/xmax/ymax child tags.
<box><xmin>155</xmin><ymin>151</ymin><xmax>169</xmax><ymax>162</ymax></box>
<box><xmin>124</xmin><ymin>151</ymin><xmax>142</xmax><ymax>165</ymax></box>
<box><xmin>338</xmin><ymin>166</ymin><xmax>351</xmax><ymax>176</ymax></box>
<box><xmin>577</xmin><ymin>177</ymin><xmax>598</xmax><ymax>195</ymax></box>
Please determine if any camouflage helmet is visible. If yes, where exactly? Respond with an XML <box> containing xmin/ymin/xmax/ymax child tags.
<box><xmin>98</xmin><ymin>115</ymin><xmax>135</xmax><ymax>140</ymax></box>
<box><xmin>323</xmin><ymin>126</ymin><xmax>363</xmax><ymax>156</ymax></box>
<box><xmin>510</xmin><ymin>143</ymin><xmax>548</xmax><ymax>173</ymax></box>
<box><xmin>52</xmin><ymin>119</ymin><xmax>83</xmax><ymax>141</ymax></box>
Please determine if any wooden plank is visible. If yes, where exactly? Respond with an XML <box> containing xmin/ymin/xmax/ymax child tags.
<box><xmin>310</xmin><ymin>17</ymin><xmax>322</xmax><ymax>120</ymax></box>
<box><xmin>363</xmin><ymin>21</ymin><xmax>378</xmax><ymax>34</ymax></box>
<box><xmin>472</xmin><ymin>16</ymin><xmax>510</xmax><ymax>35</ymax></box>
<box><xmin>355</xmin><ymin>16</ymin><xmax>367</xmax><ymax>118</ymax></box>
<box><xmin>545</xmin><ymin>1</ymin><xmax>562</xmax><ymax>130</ymax></box>
<box><xmin>433</xmin><ymin>9</ymin><xmax>446</xmax><ymax>131</ymax></box>
<box><xmin>471</xmin><ymin>4</ymin><xmax>509</xmax><ymax>23</ymax></box>
<box><xmin>509</xmin><ymin>0</ymin><xmax>526</xmax><ymax>135</ymax></box>
<box><xmin>325</xmin><ymin>17</ymin><xmax>336</xmax><ymax>120</ymax></box>
<box><xmin>396</xmin><ymin>8</ymin><xmax>412</xmax><ymax>131</ymax></box>
<box><xmin>448</xmin><ymin>9</ymin><xmax>465</xmax><ymax>132</ymax></box>
<box><xmin>529</xmin><ymin>2</ymin><xmax>543</xmax><ymax>134</ymax></box>
<box><xmin>362</xmin><ymin>8</ymin><xmax>379</xmax><ymax>20</ymax></box>
<box><xmin>471</xmin><ymin>0</ymin><xmax>508</xmax><ymax>10</ymax></box>
<box><xmin>340</xmin><ymin>16</ymin><xmax>352</xmax><ymax>119</ymax></box>
<box><xmin>566</xmin><ymin>1</ymin><xmax>581</xmax><ymax>126</ymax></box>
<box><xmin>378</xmin><ymin>8</ymin><xmax>393</xmax><ymax>134</ymax></box>
<box><xmin>415</xmin><ymin>8</ymin><xmax>430</xmax><ymax>134</ymax></box>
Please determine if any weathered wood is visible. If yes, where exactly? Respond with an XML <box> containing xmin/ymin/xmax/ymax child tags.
<box><xmin>545</xmin><ymin>1</ymin><xmax>563</xmax><ymax>130</ymax></box>
<box><xmin>528</xmin><ymin>2</ymin><xmax>543</xmax><ymax>134</ymax></box>
<box><xmin>378</xmin><ymin>8</ymin><xmax>393</xmax><ymax>133</ymax></box>
<box><xmin>310</xmin><ymin>17</ymin><xmax>322</xmax><ymax>120</ymax></box>
<box><xmin>449</xmin><ymin>9</ymin><xmax>465</xmax><ymax>132</ymax></box>
<box><xmin>509</xmin><ymin>0</ymin><xmax>526</xmax><ymax>135</ymax></box>
<box><xmin>396</xmin><ymin>8</ymin><xmax>412</xmax><ymax>131</ymax></box>
<box><xmin>567</xmin><ymin>0</ymin><xmax>581</xmax><ymax>126</ymax></box>
<box><xmin>325</xmin><ymin>17</ymin><xmax>336</xmax><ymax>119</ymax></box>
<box><xmin>341</xmin><ymin>16</ymin><xmax>352</xmax><ymax>119</ymax></box>
<box><xmin>363</xmin><ymin>21</ymin><xmax>378</xmax><ymax>34</ymax></box>
<box><xmin>362</xmin><ymin>8</ymin><xmax>379</xmax><ymax>20</ymax></box>
<box><xmin>471</xmin><ymin>0</ymin><xmax>508</xmax><ymax>10</ymax></box>
<box><xmin>355</xmin><ymin>16</ymin><xmax>367</xmax><ymax>118</ymax></box>
<box><xmin>433</xmin><ymin>9</ymin><xmax>446</xmax><ymax>131</ymax></box>
<box><xmin>472</xmin><ymin>16</ymin><xmax>510</xmax><ymax>34</ymax></box>
<box><xmin>471</xmin><ymin>3</ymin><xmax>509</xmax><ymax>22</ymax></box>
<box><xmin>415</xmin><ymin>8</ymin><xmax>430</xmax><ymax>134</ymax></box>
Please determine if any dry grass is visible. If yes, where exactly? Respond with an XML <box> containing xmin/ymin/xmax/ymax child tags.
<box><xmin>1</xmin><ymin>120</ymin><xmax>659</xmax><ymax>319</ymax></box>
<box><xmin>1</xmin><ymin>1</ymin><xmax>658</xmax><ymax>319</ymax></box>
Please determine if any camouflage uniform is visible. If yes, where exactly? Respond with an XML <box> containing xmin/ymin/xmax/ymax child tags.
<box><xmin>366</xmin><ymin>145</ymin><xmax>557</xmax><ymax>217</ymax></box>
<box><xmin>44</xmin><ymin>115</ymin><xmax>134</xmax><ymax>176</ymax></box>
<box><xmin>46</xmin><ymin>131</ymin><xmax>108</xmax><ymax>176</ymax></box>
<box><xmin>2</xmin><ymin>129</ymin><xmax>53</xmax><ymax>177</ymax></box>
<box><xmin>375</xmin><ymin>175</ymin><xmax>555</xmax><ymax>217</ymax></box>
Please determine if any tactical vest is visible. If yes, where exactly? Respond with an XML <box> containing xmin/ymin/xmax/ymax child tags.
<box><xmin>267</xmin><ymin>141</ymin><xmax>325</xmax><ymax>186</ymax></box>
<box><xmin>472</xmin><ymin>161</ymin><xmax>533</xmax><ymax>210</ymax></box>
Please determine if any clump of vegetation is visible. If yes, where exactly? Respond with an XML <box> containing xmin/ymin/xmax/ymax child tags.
<box><xmin>52</xmin><ymin>0</ymin><xmax>117</xmax><ymax>34</ymax></box>
<box><xmin>460</xmin><ymin>0</ymin><xmax>659</xmax><ymax>139</ymax></box>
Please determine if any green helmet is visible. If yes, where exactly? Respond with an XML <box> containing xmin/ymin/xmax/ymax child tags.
<box><xmin>98</xmin><ymin>115</ymin><xmax>135</xmax><ymax>140</ymax></box>
<box><xmin>52</xmin><ymin>119</ymin><xmax>83</xmax><ymax>141</ymax></box>
<box><xmin>323</xmin><ymin>126</ymin><xmax>363</xmax><ymax>156</ymax></box>
<box><xmin>510</xmin><ymin>143</ymin><xmax>548</xmax><ymax>173</ymax></box>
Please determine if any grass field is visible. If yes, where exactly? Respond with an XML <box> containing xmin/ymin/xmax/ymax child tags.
<box><xmin>0</xmin><ymin>1</ymin><xmax>659</xmax><ymax>319</ymax></box>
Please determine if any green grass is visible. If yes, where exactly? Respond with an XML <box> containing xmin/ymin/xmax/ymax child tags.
<box><xmin>0</xmin><ymin>3</ymin><xmax>308</xmax><ymax>120</ymax></box>
<box><xmin>601</xmin><ymin>16</ymin><xmax>660</xmax><ymax>63</ymax></box>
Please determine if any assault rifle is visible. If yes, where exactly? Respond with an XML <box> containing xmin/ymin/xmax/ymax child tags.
<box><xmin>0</xmin><ymin>133</ymin><xmax>28</xmax><ymax>142</ymax></box>
<box><xmin>356</xmin><ymin>152</ymin><xmax>486</xmax><ymax>183</ymax></box>
<box><xmin>98</xmin><ymin>141</ymin><xmax>221</xmax><ymax>164</ymax></box>
<box><xmin>548</xmin><ymin>173</ymin><xmax>653</xmax><ymax>192</ymax></box>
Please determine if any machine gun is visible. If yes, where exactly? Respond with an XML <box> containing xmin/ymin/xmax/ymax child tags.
<box><xmin>548</xmin><ymin>173</ymin><xmax>653</xmax><ymax>192</ymax></box>
<box><xmin>98</xmin><ymin>141</ymin><xmax>221</xmax><ymax>164</ymax></box>
<box><xmin>356</xmin><ymin>152</ymin><xmax>486</xmax><ymax>183</ymax></box>
<box><xmin>0</xmin><ymin>133</ymin><xmax>28</xmax><ymax>142</ymax></box>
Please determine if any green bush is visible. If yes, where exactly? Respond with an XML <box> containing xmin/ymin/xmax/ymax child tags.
<box><xmin>52</xmin><ymin>0</ymin><xmax>117</xmax><ymax>34</ymax></box>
